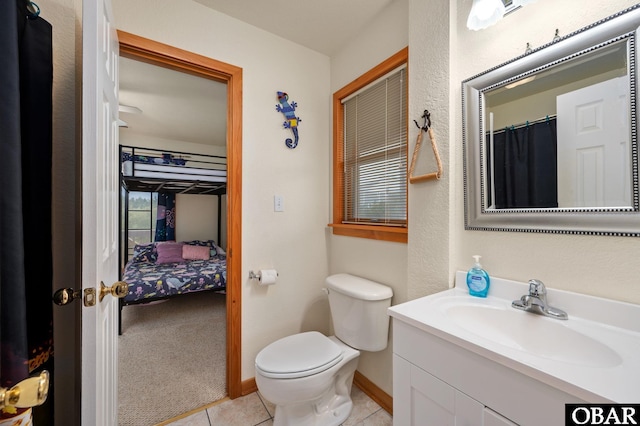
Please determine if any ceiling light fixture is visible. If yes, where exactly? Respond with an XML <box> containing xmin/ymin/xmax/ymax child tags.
<box><xmin>467</xmin><ymin>0</ymin><xmax>506</xmax><ymax>31</ymax></box>
<box><xmin>505</xmin><ymin>75</ymin><xmax>536</xmax><ymax>89</ymax></box>
<box><xmin>511</xmin><ymin>0</ymin><xmax>536</xmax><ymax>6</ymax></box>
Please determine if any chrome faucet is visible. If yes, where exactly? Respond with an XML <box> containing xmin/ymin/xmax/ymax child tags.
<box><xmin>512</xmin><ymin>279</ymin><xmax>568</xmax><ymax>320</ymax></box>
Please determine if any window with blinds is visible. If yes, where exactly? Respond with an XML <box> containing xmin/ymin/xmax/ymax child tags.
<box><xmin>342</xmin><ymin>66</ymin><xmax>407</xmax><ymax>226</ymax></box>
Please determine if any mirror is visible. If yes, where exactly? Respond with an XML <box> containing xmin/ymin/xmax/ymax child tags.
<box><xmin>462</xmin><ymin>5</ymin><xmax>640</xmax><ymax>236</ymax></box>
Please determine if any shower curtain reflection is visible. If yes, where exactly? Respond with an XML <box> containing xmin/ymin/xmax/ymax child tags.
<box><xmin>489</xmin><ymin>119</ymin><xmax>558</xmax><ymax>209</ymax></box>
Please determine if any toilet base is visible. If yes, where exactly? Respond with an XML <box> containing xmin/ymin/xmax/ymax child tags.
<box><xmin>274</xmin><ymin>399</ymin><xmax>352</xmax><ymax>426</ymax></box>
<box><xmin>272</xmin><ymin>362</ymin><xmax>356</xmax><ymax>426</ymax></box>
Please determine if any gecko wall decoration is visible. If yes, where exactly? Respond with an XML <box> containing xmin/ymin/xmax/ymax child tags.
<box><xmin>276</xmin><ymin>91</ymin><xmax>301</xmax><ymax>149</ymax></box>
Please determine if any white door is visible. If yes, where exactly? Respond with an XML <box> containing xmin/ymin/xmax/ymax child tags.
<box><xmin>81</xmin><ymin>0</ymin><xmax>120</xmax><ymax>423</ymax></box>
<box><xmin>556</xmin><ymin>76</ymin><xmax>630</xmax><ymax>208</ymax></box>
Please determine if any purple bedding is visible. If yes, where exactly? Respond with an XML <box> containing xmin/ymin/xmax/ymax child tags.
<box><xmin>122</xmin><ymin>254</ymin><xmax>226</xmax><ymax>304</ymax></box>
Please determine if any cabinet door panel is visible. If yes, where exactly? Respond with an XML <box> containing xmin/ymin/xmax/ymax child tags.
<box><xmin>409</xmin><ymin>360</ymin><xmax>455</xmax><ymax>425</ymax></box>
<box><xmin>394</xmin><ymin>353</ymin><xmax>486</xmax><ymax>426</ymax></box>
<box><xmin>484</xmin><ymin>407</ymin><xmax>518</xmax><ymax>426</ymax></box>
<box><xmin>456</xmin><ymin>391</ymin><xmax>484</xmax><ymax>426</ymax></box>
<box><xmin>393</xmin><ymin>355</ymin><xmax>412</xmax><ymax>426</ymax></box>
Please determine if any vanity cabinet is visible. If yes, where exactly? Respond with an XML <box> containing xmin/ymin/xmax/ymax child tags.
<box><xmin>394</xmin><ymin>354</ymin><xmax>515</xmax><ymax>425</ymax></box>
<box><xmin>484</xmin><ymin>409</ymin><xmax>518</xmax><ymax>426</ymax></box>
<box><xmin>391</xmin><ymin>318</ymin><xmax>584</xmax><ymax>426</ymax></box>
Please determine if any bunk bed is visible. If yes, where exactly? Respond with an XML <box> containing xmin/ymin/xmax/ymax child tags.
<box><xmin>119</xmin><ymin>145</ymin><xmax>227</xmax><ymax>334</ymax></box>
<box><xmin>120</xmin><ymin>145</ymin><xmax>227</xmax><ymax>195</ymax></box>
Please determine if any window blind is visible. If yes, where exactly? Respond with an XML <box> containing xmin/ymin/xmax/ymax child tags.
<box><xmin>342</xmin><ymin>67</ymin><xmax>407</xmax><ymax>226</ymax></box>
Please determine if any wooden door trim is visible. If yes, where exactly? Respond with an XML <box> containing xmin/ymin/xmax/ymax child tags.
<box><xmin>118</xmin><ymin>30</ymin><xmax>243</xmax><ymax>399</ymax></box>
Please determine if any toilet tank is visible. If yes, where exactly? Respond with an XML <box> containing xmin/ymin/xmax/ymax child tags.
<box><xmin>326</xmin><ymin>273</ymin><xmax>393</xmax><ymax>352</ymax></box>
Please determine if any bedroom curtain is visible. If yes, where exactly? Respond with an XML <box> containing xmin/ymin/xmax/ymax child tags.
<box><xmin>155</xmin><ymin>192</ymin><xmax>176</xmax><ymax>242</ymax></box>
<box><xmin>0</xmin><ymin>1</ymin><xmax>54</xmax><ymax>424</ymax></box>
<box><xmin>491</xmin><ymin>119</ymin><xmax>558</xmax><ymax>209</ymax></box>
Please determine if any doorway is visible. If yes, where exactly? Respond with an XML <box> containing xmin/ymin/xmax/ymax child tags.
<box><xmin>118</xmin><ymin>30</ymin><xmax>243</xmax><ymax>404</ymax></box>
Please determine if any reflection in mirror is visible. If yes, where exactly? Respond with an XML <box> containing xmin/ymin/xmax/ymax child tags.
<box><xmin>462</xmin><ymin>5</ymin><xmax>640</xmax><ymax>236</ymax></box>
<box><xmin>484</xmin><ymin>40</ymin><xmax>630</xmax><ymax>209</ymax></box>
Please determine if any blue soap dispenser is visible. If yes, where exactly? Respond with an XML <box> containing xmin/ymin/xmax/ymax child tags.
<box><xmin>466</xmin><ymin>255</ymin><xmax>490</xmax><ymax>297</ymax></box>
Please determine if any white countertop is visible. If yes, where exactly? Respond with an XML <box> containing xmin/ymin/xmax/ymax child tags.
<box><xmin>388</xmin><ymin>271</ymin><xmax>640</xmax><ymax>403</ymax></box>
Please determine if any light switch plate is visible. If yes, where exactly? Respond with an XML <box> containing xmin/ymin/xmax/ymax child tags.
<box><xmin>274</xmin><ymin>195</ymin><xmax>284</xmax><ymax>212</ymax></box>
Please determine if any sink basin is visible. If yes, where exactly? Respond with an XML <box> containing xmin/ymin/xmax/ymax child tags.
<box><xmin>388</xmin><ymin>271</ymin><xmax>640</xmax><ymax>403</ymax></box>
<box><xmin>437</xmin><ymin>299</ymin><xmax>622</xmax><ymax>368</ymax></box>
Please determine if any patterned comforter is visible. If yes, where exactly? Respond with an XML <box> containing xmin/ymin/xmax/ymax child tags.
<box><xmin>122</xmin><ymin>255</ymin><xmax>226</xmax><ymax>304</ymax></box>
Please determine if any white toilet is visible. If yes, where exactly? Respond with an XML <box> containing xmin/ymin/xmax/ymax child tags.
<box><xmin>255</xmin><ymin>273</ymin><xmax>393</xmax><ymax>426</ymax></box>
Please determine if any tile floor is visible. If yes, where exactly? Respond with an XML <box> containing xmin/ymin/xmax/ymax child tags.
<box><xmin>160</xmin><ymin>386</ymin><xmax>392</xmax><ymax>426</ymax></box>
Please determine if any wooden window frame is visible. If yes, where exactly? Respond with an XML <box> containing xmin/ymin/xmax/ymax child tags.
<box><xmin>330</xmin><ymin>47</ymin><xmax>409</xmax><ymax>243</ymax></box>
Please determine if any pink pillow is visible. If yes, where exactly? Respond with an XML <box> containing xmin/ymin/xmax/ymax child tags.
<box><xmin>155</xmin><ymin>242</ymin><xmax>184</xmax><ymax>264</ymax></box>
<box><xmin>182</xmin><ymin>244</ymin><xmax>210</xmax><ymax>261</ymax></box>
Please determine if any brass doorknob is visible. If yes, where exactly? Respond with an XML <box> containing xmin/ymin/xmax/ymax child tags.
<box><xmin>54</xmin><ymin>281</ymin><xmax>128</xmax><ymax>307</ymax></box>
<box><xmin>99</xmin><ymin>281</ymin><xmax>128</xmax><ymax>302</ymax></box>
<box><xmin>0</xmin><ymin>370</ymin><xmax>49</xmax><ymax>410</ymax></box>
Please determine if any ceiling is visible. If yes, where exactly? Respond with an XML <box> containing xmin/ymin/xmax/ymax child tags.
<box><xmin>193</xmin><ymin>0</ymin><xmax>394</xmax><ymax>56</ymax></box>
<box><xmin>118</xmin><ymin>57</ymin><xmax>227</xmax><ymax>146</ymax></box>
<box><xmin>118</xmin><ymin>0</ymin><xmax>394</xmax><ymax>147</ymax></box>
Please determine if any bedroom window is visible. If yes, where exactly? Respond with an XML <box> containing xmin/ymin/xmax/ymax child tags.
<box><xmin>330</xmin><ymin>47</ymin><xmax>408</xmax><ymax>243</ymax></box>
<box><xmin>127</xmin><ymin>191</ymin><xmax>158</xmax><ymax>258</ymax></box>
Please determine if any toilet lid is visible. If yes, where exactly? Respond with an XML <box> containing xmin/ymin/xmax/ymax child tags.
<box><xmin>255</xmin><ymin>331</ymin><xmax>343</xmax><ymax>379</ymax></box>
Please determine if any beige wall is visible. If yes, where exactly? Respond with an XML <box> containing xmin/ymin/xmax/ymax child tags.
<box><xmin>406</xmin><ymin>0</ymin><xmax>454</xmax><ymax>299</ymax></box>
<box><xmin>39</xmin><ymin>0</ymin><xmax>80</xmax><ymax>424</ymax></box>
<box><xmin>175</xmin><ymin>194</ymin><xmax>220</xmax><ymax>243</ymax></box>
<box><xmin>450</xmin><ymin>0</ymin><xmax>640</xmax><ymax>305</ymax></box>
<box><xmin>329</xmin><ymin>0</ymin><xmax>409</xmax><ymax>397</ymax></box>
<box><xmin>119</xmin><ymin>132</ymin><xmax>225</xmax><ymax>156</ymax></box>
<box><xmin>112</xmin><ymin>0</ymin><xmax>332</xmax><ymax>383</ymax></box>
<box><xmin>489</xmin><ymin>68</ymin><xmax>625</xmax><ymax>129</ymax></box>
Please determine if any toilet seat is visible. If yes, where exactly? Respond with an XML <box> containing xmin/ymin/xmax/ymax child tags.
<box><xmin>255</xmin><ymin>331</ymin><xmax>343</xmax><ymax>379</ymax></box>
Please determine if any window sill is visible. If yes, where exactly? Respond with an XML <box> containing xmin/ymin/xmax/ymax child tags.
<box><xmin>328</xmin><ymin>223</ymin><xmax>407</xmax><ymax>243</ymax></box>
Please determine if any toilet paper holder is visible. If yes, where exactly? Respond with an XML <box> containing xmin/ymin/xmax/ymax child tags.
<box><xmin>249</xmin><ymin>270</ymin><xmax>279</xmax><ymax>280</ymax></box>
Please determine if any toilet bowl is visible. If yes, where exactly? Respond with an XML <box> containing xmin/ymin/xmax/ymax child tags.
<box><xmin>255</xmin><ymin>274</ymin><xmax>393</xmax><ymax>426</ymax></box>
<box><xmin>256</xmin><ymin>332</ymin><xmax>359</xmax><ymax>425</ymax></box>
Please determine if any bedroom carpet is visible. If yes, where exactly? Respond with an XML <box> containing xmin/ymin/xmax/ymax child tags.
<box><xmin>118</xmin><ymin>291</ymin><xmax>227</xmax><ymax>425</ymax></box>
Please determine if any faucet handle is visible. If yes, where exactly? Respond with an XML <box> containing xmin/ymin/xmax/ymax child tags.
<box><xmin>528</xmin><ymin>279</ymin><xmax>546</xmax><ymax>297</ymax></box>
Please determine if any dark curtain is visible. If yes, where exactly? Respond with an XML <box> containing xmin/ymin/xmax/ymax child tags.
<box><xmin>491</xmin><ymin>119</ymin><xmax>558</xmax><ymax>209</ymax></box>
<box><xmin>155</xmin><ymin>192</ymin><xmax>176</xmax><ymax>242</ymax></box>
<box><xmin>0</xmin><ymin>1</ymin><xmax>53</xmax><ymax>423</ymax></box>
